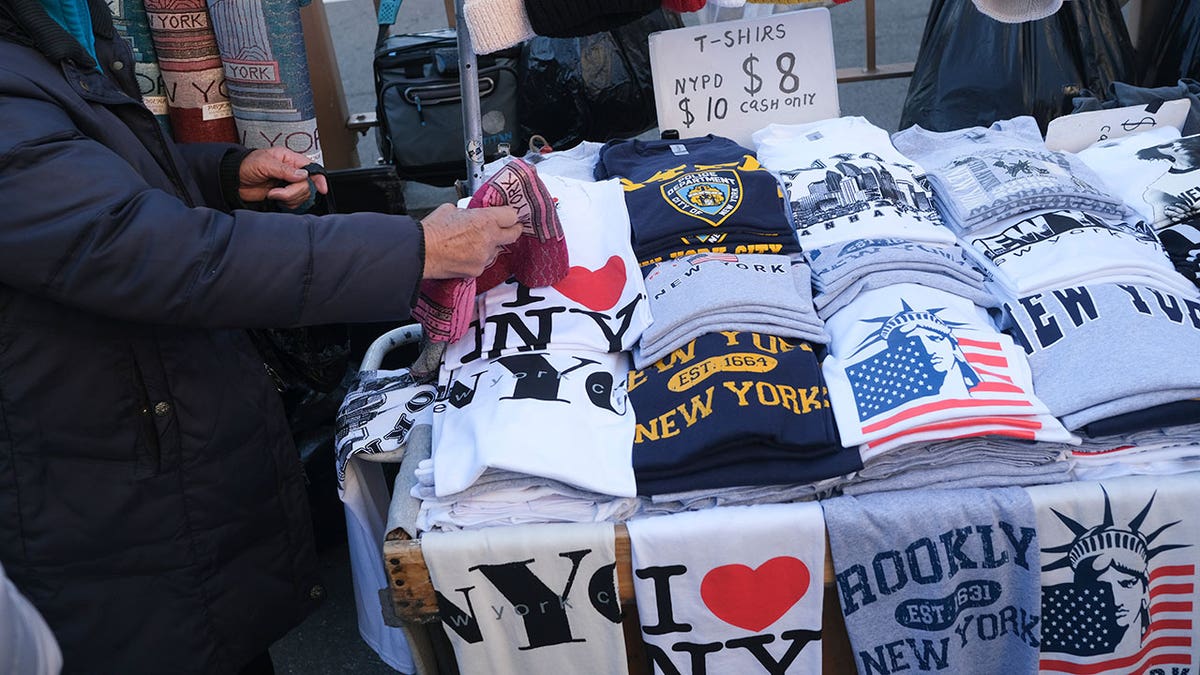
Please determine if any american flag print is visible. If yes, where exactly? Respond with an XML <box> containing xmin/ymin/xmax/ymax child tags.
<box><xmin>685</xmin><ymin>252</ymin><xmax>740</xmax><ymax>265</ymax></box>
<box><xmin>847</xmin><ymin>333</ymin><xmax>1036</xmax><ymax>442</ymax></box>
<box><xmin>1032</xmin><ymin>478</ymin><xmax>1200</xmax><ymax>675</ymax></box>
<box><xmin>848</xmin><ymin>336</ymin><xmax>944</xmax><ymax>416</ymax></box>
<box><xmin>1042</xmin><ymin>565</ymin><xmax>1196</xmax><ymax>673</ymax></box>
<box><xmin>823</xmin><ymin>285</ymin><xmax>1059</xmax><ymax>448</ymax></box>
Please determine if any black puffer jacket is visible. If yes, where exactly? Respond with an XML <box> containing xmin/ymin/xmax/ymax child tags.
<box><xmin>0</xmin><ymin>1</ymin><xmax>424</xmax><ymax>672</ymax></box>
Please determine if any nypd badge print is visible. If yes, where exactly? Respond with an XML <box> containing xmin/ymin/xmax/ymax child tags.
<box><xmin>1028</xmin><ymin>475</ymin><xmax>1200</xmax><ymax>675</ymax></box>
<box><xmin>661</xmin><ymin>169</ymin><xmax>744</xmax><ymax>227</ymax></box>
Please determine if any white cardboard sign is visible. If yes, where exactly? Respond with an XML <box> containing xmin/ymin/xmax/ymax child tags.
<box><xmin>649</xmin><ymin>8</ymin><xmax>840</xmax><ymax>147</ymax></box>
<box><xmin>1045</xmin><ymin>99</ymin><xmax>1191</xmax><ymax>152</ymax></box>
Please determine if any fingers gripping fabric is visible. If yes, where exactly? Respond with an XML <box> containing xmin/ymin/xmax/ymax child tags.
<box><xmin>413</xmin><ymin>160</ymin><xmax>568</xmax><ymax>342</ymax></box>
<box><xmin>470</xmin><ymin>158</ymin><xmax>568</xmax><ymax>290</ymax></box>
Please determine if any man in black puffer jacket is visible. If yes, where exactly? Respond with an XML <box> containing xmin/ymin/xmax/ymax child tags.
<box><xmin>0</xmin><ymin>0</ymin><xmax>521</xmax><ymax>672</ymax></box>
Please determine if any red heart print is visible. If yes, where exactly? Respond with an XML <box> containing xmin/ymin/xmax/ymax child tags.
<box><xmin>551</xmin><ymin>255</ymin><xmax>626</xmax><ymax>312</ymax></box>
<box><xmin>700</xmin><ymin>556</ymin><xmax>810</xmax><ymax>632</ymax></box>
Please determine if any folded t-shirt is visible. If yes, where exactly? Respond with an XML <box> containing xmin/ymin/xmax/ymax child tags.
<box><xmin>999</xmin><ymin>282</ymin><xmax>1200</xmax><ymax>428</ymax></box>
<box><xmin>961</xmin><ymin>208</ymin><xmax>1193</xmax><ymax>297</ymax></box>
<box><xmin>892</xmin><ymin>116</ymin><xmax>1130</xmax><ymax>230</ymax></box>
<box><xmin>433</xmin><ymin>350</ymin><xmax>637</xmax><ymax>497</ymax></box>
<box><xmin>1077</xmin><ymin>128</ymin><xmax>1200</xmax><ymax>230</ymax></box>
<box><xmin>823</xmin><ymin>283</ymin><xmax>1064</xmax><ymax>448</ymax></box>
<box><xmin>628</xmin><ymin>331</ymin><xmax>856</xmax><ymax>495</ymax></box>
<box><xmin>595</xmin><ymin>135</ymin><xmax>801</xmax><ymax>266</ymax></box>
<box><xmin>753</xmin><ymin>117</ymin><xmax>957</xmax><ymax>249</ymax></box>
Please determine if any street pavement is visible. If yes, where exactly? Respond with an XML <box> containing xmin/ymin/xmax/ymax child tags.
<box><xmin>270</xmin><ymin>1</ymin><xmax>931</xmax><ymax>672</ymax></box>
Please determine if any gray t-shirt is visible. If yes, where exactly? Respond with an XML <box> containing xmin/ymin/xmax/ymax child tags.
<box><xmin>823</xmin><ymin>487</ymin><xmax>1042</xmax><ymax>675</ymax></box>
<box><xmin>893</xmin><ymin>116</ymin><xmax>1130</xmax><ymax>231</ymax></box>
<box><xmin>999</xmin><ymin>282</ymin><xmax>1200</xmax><ymax>429</ymax></box>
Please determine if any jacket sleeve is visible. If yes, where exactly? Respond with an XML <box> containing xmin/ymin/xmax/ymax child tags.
<box><xmin>0</xmin><ymin>69</ymin><xmax>424</xmax><ymax>328</ymax></box>
<box><xmin>174</xmin><ymin>141</ymin><xmax>248</xmax><ymax>212</ymax></box>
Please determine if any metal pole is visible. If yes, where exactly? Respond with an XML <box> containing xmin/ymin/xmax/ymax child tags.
<box><xmin>864</xmin><ymin>0</ymin><xmax>876</xmax><ymax>74</ymax></box>
<box><xmin>455</xmin><ymin>0</ymin><xmax>484</xmax><ymax>193</ymax></box>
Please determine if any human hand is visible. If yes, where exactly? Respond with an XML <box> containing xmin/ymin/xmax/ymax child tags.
<box><xmin>237</xmin><ymin>147</ymin><xmax>329</xmax><ymax>209</ymax></box>
<box><xmin>420</xmin><ymin>204</ymin><xmax>521</xmax><ymax>279</ymax></box>
<box><xmin>1164</xmin><ymin>201</ymin><xmax>1193</xmax><ymax>222</ymax></box>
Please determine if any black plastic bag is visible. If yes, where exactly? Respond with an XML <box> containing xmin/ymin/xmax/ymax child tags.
<box><xmin>900</xmin><ymin>0</ymin><xmax>1134</xmax><ymax>133</ymax></box>
<box><xmin>517</xmin><ymin>8</ymin><xmax>682</xmax><ymax>150</ymax></box>
<box><xmin>1137</xmin><ymin>0</ymin><xmax>1200</xmax><ymax>88</ymax></box>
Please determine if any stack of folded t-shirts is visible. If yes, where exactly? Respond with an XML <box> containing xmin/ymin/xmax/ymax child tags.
<box><xmin>412</xmin><ymin>462</ymin><xmax>641</xmax><ymax>532</ymax></box>
<box><xmin>998</xmin><ymin>283</ymin><xmax>1200</xmax><ymax>432</ymax></box>
<box><xmin>892</xmin><ymin>117</ymin><xmax>1193</xmax><ymax>299</ymax></box>
<box><xmin>1076</xmin><ymin>127</ymin><xmax>1200</xmax><ymax>289</ymax></box>
<box><xmin>838</xmin><ymin>436</ymin><xmax>1075</xmax><ymax>495</ymax></box>
<box><xmin>892</xmin><ymin>115</ymin><xmax>1130</xmax><ymax>233</ymax></box>
<box><xmin>422</xmin><ymin>173</ymin><xmax>655</xmax><ymax>529</ymax></box>
<box><xmin>633</xmin><ymin>478</ymin><xmax>844</xmax><ymax>517</ymax></box>
<box><xmin>753</xmin><ymin>116</ymin><xmax>957</xmax><ymax>249</ymax></box>
<box><xmin>595</xmin><ymin>134</ymin><xmax>802</xmax><ymax>269</ymax></box>
<box><xmin>633</xmin><ymin>252</ymin><xmax>826</xmax><ymax>368</ymax></box>
<box><xmin>626</xmin><ymin>330</ymin><xmax>860</xmax><ymax>498</ymax></box>
<box><xmin>803</xmin><ymin>237</ymin><xmax>994</xmax><ymax>320</ymax></box>
<box><xmin>955</xmin><ymin>207</ymin><xmax>1195</xmax><ymax>298</ymax></box>
<box><xmin>1069</xmin><ymin>417</ymin><xmax>1200</xmax><ymax>481</ymax></box>
<box><xmin>822</xmin><ymin>282</ymin><xmax>1076</xmax><ymax>461</ymax></box>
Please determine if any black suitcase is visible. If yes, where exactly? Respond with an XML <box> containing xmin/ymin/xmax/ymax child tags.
<box><xmin>374</xmin><ymin>29</ymin><xmax>522</xmax><ymax>187</ymax></box>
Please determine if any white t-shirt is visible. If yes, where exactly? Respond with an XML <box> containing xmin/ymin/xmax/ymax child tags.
<box><xmin>422</xmin><ymin>522</ymin><xmax>629</xmax><ymax>675</ymax></box>
<box><xmin>483</xmin><ymin>141</ymin><xmax>604</xmax><ymax>183</ymax></box>
<box><xmin>1028</xmin><ymin>475</ymin><xmax>1200</xmax><ymax>674</ymax></box>
<box><xmin>444</xmin><ymin>175</ymin><xmax>652</xmax><ymax>370</ymax></box>
<box><xmin>335</xmin><ymin>370</ymin><xmax>430</xmax><ymax>673</ymax></box>
<box><xmin>1075</xmin><ymin>127</ymin><xmax>1200</xmax><ymax>230</ymax></box>
<box><xmin>626</xmin><ymin>503</ymin><xmax>826</xmax><ymax>675</ymax></box>
<box><xmin>962</xmin><ymin>208</ymin><xmax>1195</xmax><ymax>297</ymax></box>
<box><xmin>822</xmin><ymin>283</ymin><xmax>1060</xmax><ymax>449</ymax></box>
<box><xmin>433</xmin><ymin>350</ymin><xmax>637</xmax><ymax>497</ymax></box>
<box><xmin>752</xmin><ymin>117</ymin><xmax>957</xmax><ymax>249</ymax></box>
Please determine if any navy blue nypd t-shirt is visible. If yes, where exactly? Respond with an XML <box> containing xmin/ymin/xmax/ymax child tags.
<box><xmin>627</xmin><ymin>330</ymin><xmax>858</xmax><ymax>495</ymax></box>
<box><xmin>596</xmin><ymin>135</ymin><xmax>801</xmax><ymax>268</ymax></box>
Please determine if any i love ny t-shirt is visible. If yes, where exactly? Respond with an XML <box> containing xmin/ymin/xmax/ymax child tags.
<box><xmin>443</xmin><ymin>175</ymin><xmax>653</xmax><ymax>370</ymax></box>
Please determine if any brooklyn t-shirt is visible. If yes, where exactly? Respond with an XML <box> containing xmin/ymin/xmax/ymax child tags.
<box><xmin>824</xmin><ymin>487</ymin><xmax>1042</xmax><ymax>675</ymax></box>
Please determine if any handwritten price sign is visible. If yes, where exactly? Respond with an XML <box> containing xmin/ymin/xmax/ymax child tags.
<box><xmin>649</xmin><ymin>8</ymin><xmax>839</xmax><ymax>146</ymax></box>
<box><xmin>1044</xmin><ymin>99</ymin><xmax>1192</xmax><ymax>152</ymax></box>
